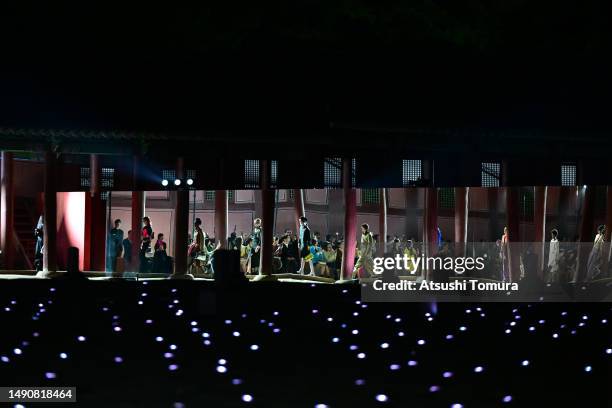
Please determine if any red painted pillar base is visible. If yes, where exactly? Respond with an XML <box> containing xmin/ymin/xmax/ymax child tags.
<box><xmin>454</xmin><ymin>187</ymin><xmax>468</xmax><ymax>257</ymax></box>
<box><xmin>342</xmin><ymin>158</ymin><xmax>357</xmax><ymax>279</ymax></box>
<box><xmin>424</xmin><ymin>187</ymin><xmax>438</xmax><ymax>280</ymax></box>
<box><xmin>260</xmin><ymin>160</ymin><xmax>275</xmax><ymax>276</ymax></box>
<box><xmin>378</xmin><ymin>188</ymin><xmax>387</xmax><ymax>256</ymax></box>
<box><xmin>506</xmin><ymin>187</ymin><xmax>521</xmax><ymax>283</ymax></box>
<box><xmin>84</xmin><ymin>192</ymin><xmax>107</xmax><ymax>271</ymax></box>
<box><xmin>173</xmin><ymin>158</ymin><xmax>189</xmax><ymax>277</ymax></box>
<box><xmin>130</xmin><ymin>191</ymin><xmax>144</xmax><ymax>272</ymax></box>
<box><xmin>1</xmin><ymin>152</ymin><xmax>15</xmax><ymax>269</ymax></box>
<box><xmin>43</xmin><ymin>151</ymin><xmax>58</xmax><ymax>273</ymax></box>
<box><xmin>534</xmin><ymin>186</ymin><xmax>547</xmax><ymax>277</ymax></box>
<box><xmin>576</xmin><ymin>186</ymin><xmax>595</xmax><ymax>282</ymax></box>
<box><xmin>173</xmin><ymin>190</ymin><xmax>189</xmax><ymax>276</ymax></box>
<box><xmin>215</xmin><ymin>190</ymin><xmax>228</xmax><ymax>249</ymax></box>
<box><xmin>293</xmin><ymin>189</ymin><xmax>305</xmax><ymax>234</ymax></box>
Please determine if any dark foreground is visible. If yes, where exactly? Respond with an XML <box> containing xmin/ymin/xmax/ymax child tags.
<box><xmin>0</xmin><ymin>280</ymin><xmax>610</xmax><ymax>408</ymax></box>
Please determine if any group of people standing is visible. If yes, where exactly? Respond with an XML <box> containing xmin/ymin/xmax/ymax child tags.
<box><xmin>105</xmin><ymin>216</ymin><xmax>172</xmax><ymax>275</ymax></box>
<box><xmin>57</xmin><ymin>210</ymin><xmax>611</xmax><ymax>283</ymax></box>
<box><xmin>499</xmin><ymin>225</ymin><xmax>608</xmax><ymax>283</ymax></box>
<box><xmin>268</xmin><ymin>216</ymin><xmax>343</xmax><ymax>278</ymax></box>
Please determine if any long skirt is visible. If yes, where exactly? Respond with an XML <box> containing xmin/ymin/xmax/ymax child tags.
<box><xmin>501</xmin><ymin>257</ymin><xmax>510</xmax><ymax>282</ymax></box>
<box><xmin>586</xmin><ymin>248</ymin><xmax>602</xmax><ymax>281</ymax></box>
<box><xmin>354</xmin><ymin>255</ymin><xmax>374</xmax><ymax>278</ymax></box>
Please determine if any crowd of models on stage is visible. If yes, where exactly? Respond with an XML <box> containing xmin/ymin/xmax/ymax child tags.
<box><xmin>31</xmin><ymin>214</ymin><xmax>609</xmax><ymax>283</ymax></box>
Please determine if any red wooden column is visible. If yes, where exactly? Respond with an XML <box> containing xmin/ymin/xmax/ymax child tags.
<box><xmin>84</xmin><ymin>154</ymin><xmax>106</xmax><ymax>271</ymax></box>
<box><xmin>260</xmin><ymin>160</ymin><xmax>275</xmax><ymax>276</ymax></box>
<box><xmin>557</xmin><ymin>186</ymin><xmax>576</xmax><ymax>241</ymax></box>
<box><xmin>84</xmin><ymin>192</ymin><xmax>107</xmax><ymax>271</ymax></box>
<box><xmin>43</xmin><ymin>151</ymin><xmax>58</xmax><ymax>273</ymax></box>
<box><xmin>293</xmin><ymin>189</ymin><xmax>305</xmax><ymax>233</ymax></box>
<box><xmin>90</xmin><ymin>154</ymin><xmax>100</xmax><ymax>196</ymax></box>
<box><xmin>578</xmin><ymin>185</ymin><xmax>595</xmax><ymax>242</ymax></box>
<box><xmin>341</xmin><ymin>158</ymin><xmax>357</xmax><ymax>279</ymax></box>
<box><xmin>173</xmin><ymin>158</ymin><xmax>189</xmax><ymax>276</ymax></box>
<box><xmin>404</xmin><ymin>188</ymin><xmax>419</xmax><ymax>239</ymax></box>
<box><xmin>215</xmin><ymin>190</ymin><xmax>228</xmax><ymax>249</ymax></box>
<box><xmin>487</xmin><ymin>188</ymin><xmax>500</xmax><ymax>241</ymax></box>
<box><xmin>605</xmin><ymin>186</ymin><xmax>612</xmax><ymax>270</ymax></box>
<box><xmin>454</xmin><ymin>187</ymin><xmax>468</xmax><ymax>257</ymax></box>
<box><xmin>605</xmin><ymin>186</ymin><xmax>612</xmax><ymax>243</ymax></box>
<box><xmin>130</xmin><ymin>192</ymin><xmax>144</xmax><ymax>271</ymax></box>
<box><xmin>576</xmin><ymin>185</ymin><xmax>595</xmax><ymax>282</ymax></box>
<box><xmin>534</xmin><ymin>186</ymin><xmax>547</xmax><ymax>276</ymax></box>
<box><xmin>424</xmin><ymin>187</ymin><xmax>438</xmax><ymax>280</ymax></box>
<box><xmin>1</xmin><ymin>152</ymin><xmax>15</xmax><ymax>269</ymax></box>
<box><xmin>505</xmin><ymin>187</ymin><xmax>521</xmax><ymax>282</ymax></box>
<box><xmin>131</xmin><ymin>156</ymin><xmax>144</xmax><ymax>272</ymax></box>
<box><xmin>378</xmin><ymin>188</ymin><xmax>387</xmax><ymax>256</ymax></box>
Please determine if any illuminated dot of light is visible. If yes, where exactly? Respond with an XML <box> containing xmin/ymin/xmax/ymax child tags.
<box><xmin>375</xmin><ymin>394</ymin><xmax>388</xmax><ymax>402</ymax></box>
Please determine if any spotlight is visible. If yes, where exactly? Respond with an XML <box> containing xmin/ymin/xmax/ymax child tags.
<box><xmin>186</xmin><ymin>178</ymin><xmax>194</xmax><ymax>186</ymax></box>
<box><xmin>161</xmin><ymin>179</ymin><xmax>169</xmax><ymax>187</ymax></box>
<box><xmin>174</xmin><ymin>179</ymin><xmax>181</xmax><ymax>186</ymax></box>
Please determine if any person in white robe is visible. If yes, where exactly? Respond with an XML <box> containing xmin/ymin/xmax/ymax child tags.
<box><xmin>586</xmin><ymin>225</ymin><xmax>606</xmax><ymax>281</ymax></box>
<box><xmin>547</xmin><ymin>229</ymin><xmax>560</xmax><ymax>283</ymax></box>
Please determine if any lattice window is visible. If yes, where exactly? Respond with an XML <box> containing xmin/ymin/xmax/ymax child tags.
<box><xmin>324</xmin><ymin>158</ymin><xmax>342</xmax><ymax>188</ymax></box>
<box><xmin>204</xmin><ymin>190</ymin><xmax>215</xmax><ymax>201</ymax></box>
<box><xmin>481</xmin><ymin>162</ymin><xmax>500</xmax><ymax>187</ymax></box>
<box><xmin>80</xmin><ymin>167</ymin><xmax>114</xmax><ymax>188</ymax></box>
<box><xmin>186</xmin><ymin>169</ymin><xmax>196</xmax><ymax>188</ymax></box>
<box><xmin>439</xmin><ymin>188</ymin><xmax>455</xmax><ymax>210</ymax></box>
<box><xmin>101</xmin><ymin>168</ymin><xmax>114</xmax><ymax>188</ymax></box>
<box><xmin>361</xmin><ymin>188</ymin><xmax>379</xmax><ymax>205</ymax></box>
<box><xmin>271</xmin><ymin>160</ymin><xmax>278</xmax><ymax>189</ymax></box>
<box><xmin>244</xmin><ymin>160</ymin><xmax>260</xmax><ymax>189</ymax></box>
<box><xmin>80</xmin><ymin>167</ymin><xmax>90</xmax><ymax>187</ymax></box>
<box><xmin>561</xmin><ymin>164</ymin><xmax>576</xmax><ymax>186</ymax></box>
<box><xmin>323</xmin><ymin>158</ymin><xmax>355</xmax><ymax>188</ymax></box>
<box><xmin>520</xmin><ymin>188</ymin><xmax>534</xmax><ymax>221</ymax></box>
<box><xmin>402</xmin><ymin>160</ymin><xmax>422</xmax><ymax>186</ymax></box>
<box><xmin>162</xmin><ymin>169</ymin><xmax>176</xmax><ymax>183</ymax></box>
<box><xmin>288</xmin><ymin>189</ymin><xmax>295</xmax><ymax>200</ymax></box>
<box><xmin>205</xmin><ymin>190</ymin><xmax>234</xmax><ymax>201</ymax></box>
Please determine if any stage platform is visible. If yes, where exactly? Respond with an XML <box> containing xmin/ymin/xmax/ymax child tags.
<box><xmin>0</xmin><ymin>270</ymin><xmax>337</xmax><ymax>284</ymax></box>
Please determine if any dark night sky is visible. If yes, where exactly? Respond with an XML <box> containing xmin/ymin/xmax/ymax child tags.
<box><xmin>0</xmin><ymin>1</ymin><xmax>611</xmax><ymax>134</ymax></box>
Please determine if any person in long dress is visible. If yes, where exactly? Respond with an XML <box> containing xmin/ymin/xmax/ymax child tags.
<box><xmin>297</xmin><ymin>216</ymin><xmax>314</xmax><ymax>275</ymax></box>
<box><xmin>249</xmin><ymin>218</ymin><xmax>262</xmax><ymax>275</ymax></box>
<box><xmin>586</xmin><ymin>225</ymin><xmax>606</xmax><ymax>281</ymax></box>
<box><xmin>188</xmin><ymin>218</ymin><xmax>206</xmax><ymax>275</ymax></box>
<box><xmin>403</xmin><ymin>240</ymin><xmax>417</xmax><ymax>275</ymax></box>
<box><xmin>34</xmin><ymin>215</ymin><xmax>44</xmax><ymax>272</ymax></box>
<box><xmin>500</xmin><ymin>226</ymin><xmax>510</xmax><ymax>282</ymax></box>
<box><xmin>107</xmin><ymin>219</ymin><xmax>124</xmax><ymax>273</ymax></box>
<box><xmin>152</xmin><ymin>233</ymin><xmax>169</xmax><ymax>274</ymax></box>
<box><xmin>547</xmin><ymin>229</ymin><xmax>560</xmax><ymax>283</ymax></box>
<box><xmin>353</xmin><ymin>223</ymin><xmax>375</xmax><ymax>279</ymax></box>
<box><xmin>239</xmin><ymin>237</ymin><xmax>251</xmax><ymax>274</ymax></box>
<box><xmin>139</xmin><ymin>217</ymin><xmax>153</xmax><ymax>273</ymax></box>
